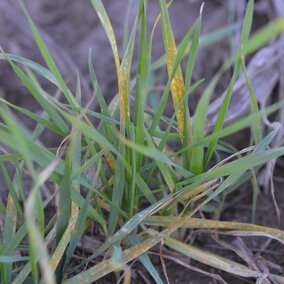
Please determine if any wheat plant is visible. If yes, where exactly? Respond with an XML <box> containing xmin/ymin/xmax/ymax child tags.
<box><xmin>0</xmin><ymin>0</ymin><xmax>284</xmax><ymax>283</ymax></box>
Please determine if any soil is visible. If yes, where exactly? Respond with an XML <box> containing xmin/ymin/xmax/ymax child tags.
<box><xmin>0</xmin><ymin>0</ymin><xmax>284</xmax><ymax>283</ymax></box>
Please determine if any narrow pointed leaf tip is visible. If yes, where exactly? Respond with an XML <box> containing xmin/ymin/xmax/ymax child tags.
<box><xmin>200</xmin><ymin>2</ymin><xmax>205</xmax><ymax>15</ymax></box>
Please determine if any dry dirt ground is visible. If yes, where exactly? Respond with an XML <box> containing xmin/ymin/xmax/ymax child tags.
<box><xmin>0</xmin><ymin>0</ymin><xmax>284</xmax><ymax>283</ymax></box>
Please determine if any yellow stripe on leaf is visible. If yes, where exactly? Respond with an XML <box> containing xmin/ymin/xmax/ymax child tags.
<box><xmin>159</xmin><ymin>0</ymin><xmax>191</xmax><ymax>143</ymax></box>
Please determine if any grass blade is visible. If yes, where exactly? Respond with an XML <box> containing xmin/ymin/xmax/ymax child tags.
<box><xmin>56</xmin><ymin>147</ymin><xmax>72</xmax><ymax>245</ymax></box>
<box><xmin>158</xmin><ymin>0</ymin><xmax>191</xmax><ymax>141</ymax></box>
<box><xmin>190</xmin><ymin>74</ymin><xmax>221</xmax><ymax>174</ymax></box>
<box><xmin>108</xmin><ymin>142</ymin><xmax>126</xmax><ymax>235</ymax></box>
<box><xmin>19</xmin><ymin>1</ymin><xmax>77</xmax><ymax>111</ymax></box>
<box><xmin>165</xmin><ymin>237</ymin><xmax>260</xmax><ymax>278</ymax></box>
<box><xmin>144</xmin><ymin>217</ymin><xmax>284</xmax><ymax>244</ymax></box>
